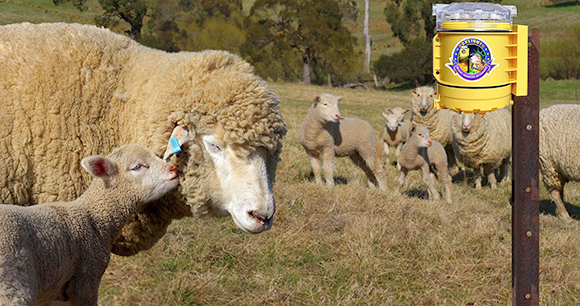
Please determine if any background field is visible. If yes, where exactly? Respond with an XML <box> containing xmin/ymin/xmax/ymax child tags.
<box><xmin>2</xmin><ymin>1</ymin><xmax>580</xmax><ymax>305</ymax></box>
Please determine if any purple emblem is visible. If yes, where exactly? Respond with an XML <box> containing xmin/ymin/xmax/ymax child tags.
<box><xmin>445</xmin><ymin>37</ymin><xmax>498</xmax><ymax>82</ymax></box>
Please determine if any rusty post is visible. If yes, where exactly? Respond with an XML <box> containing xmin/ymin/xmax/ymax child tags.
<box><xmin>512</xmin><ymin>29</ymin><xmax>539</xmax><ymax>305</ymax></box>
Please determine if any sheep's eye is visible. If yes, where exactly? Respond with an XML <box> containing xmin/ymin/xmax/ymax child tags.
<box><xmin>418</xmin><ymin>133</ymin><xmax>423</xmax><ymax>137</ymax></box>
<box><xmin>131</xmin><ymin>164</ymin><xmax>145</xmax><ymax>171</ymax></box>
<box><xmin>207</xmin><ymin>142</ymin><xmax>222</xmax><ymax>155</ymax></box>
<box><xmin>323</xmin><ymin>103</ymin><xmax>328</xmax><ymax>107</ymax></box>
<box><xmin>417</xmin><ymin>94</ymin><xmax>421</xmax><ymax>97</ymax></box>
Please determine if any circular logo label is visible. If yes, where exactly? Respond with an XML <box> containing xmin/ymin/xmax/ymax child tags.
<box><xmin>445</xmin><ymin>37</ymin><xmax>498</xmax><ymax>82</ymax></box>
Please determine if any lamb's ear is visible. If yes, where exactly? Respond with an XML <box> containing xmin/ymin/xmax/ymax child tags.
<box><xmin>313</xmin><ymin>95</ymin><xmax>321</xmax><ymax>103</ymax></box>
<box><xmin>337</xmin><ymin>96</ymin><xmax>343</xmax><ymax>103</ymax></box>
<box><xmin>382</xmin><ymin>112</ymin><xmax>389</xmax><ymax>120</ymax></box>
<box><xmin>385</xmin><ymin>108</ymin><xmax>393</xmax><ymax>114</ymax></box>
<box><xmin>411</xmin><ymin>126</ymin><xmax>416</xmax><ymax>133</ymax></box>
<box><xmin>411</xmin><ymin>90</ymin><xmax>417</xmax><ymax>96</ymax></box>
<box><xmin>403</xmin><ymin>109</ymin><xmax>410</xmax><ymax>114</ymax></box>
<box><xmin>163</xmin><ymin>125</ymin><xmax>196</xmax><ymax>162</ymax></box>
<box><xmin>81</xmin><ymin>156</ymin><xmax>118</xmax><ymax>182</ymax></box>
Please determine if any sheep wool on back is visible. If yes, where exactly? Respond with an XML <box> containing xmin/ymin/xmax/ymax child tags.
<box><xmin>0</xmin><ymin>22</ymin><xmax>286</xmax><ymax>256</ymax></box>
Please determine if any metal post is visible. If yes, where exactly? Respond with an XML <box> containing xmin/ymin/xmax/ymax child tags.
<box><xmin>512</xmin><ymin>29</ymin><xmax>539</xmax><ymax>305</ymax></box>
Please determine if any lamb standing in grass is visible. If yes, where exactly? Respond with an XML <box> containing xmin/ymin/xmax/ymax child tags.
<box><xmin>451</xmin><ymin>109</ymin><xmax>511</xmax><ymax>190</ymax></box>
<box><xmin>381</xmin><ymin>107</ymin><xmax>411</xmax><ymax>166</ymax></box>
<box><xmin>539</xmin><ymin>104</ymin><xmax>580</xmax><ymax>221</ymax></box>
<box><xmin>410</xmin><ymin>86</ymin><xmax>458</xmax><ymax>170</ymax></box>
<box><xmin>397</xmin><ymin>126</ymin><xmax>452</xmax><ymax>204</ymax></box>
<box><xmin>298</xmin><ymin>94</ymin><xmax>387</xmax><ymax>190</ymax></box>
<box><xmin>0</xmin><ymin>144</ymin><xmax>178</xmax><ymax>305</ymax></box>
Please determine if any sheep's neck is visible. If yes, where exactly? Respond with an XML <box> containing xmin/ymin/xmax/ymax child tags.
<box><xmin>399</xmin><ymin>136</ymin><xmax>424</xmax><ymax>169</ymax></box>
<box><xmin>301</xmin><ymin>109</ymin><xmax>331</xmax><ymax>143</ymax></box>
<box><xmin>75</xmin><ymin>181</ymin><xmax>139</xmax><ymax>243</ymax></box>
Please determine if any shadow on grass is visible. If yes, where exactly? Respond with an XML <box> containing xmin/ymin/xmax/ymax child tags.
<box><xmin>546</xmin><ymin>1</ymin><xmax>578</xmax><ymax>8</ymax></box>
<box><xmin>299</xmin><ymin>171</ymin><xmax>349</xmax><ymax>185</ymax></box>
<box><xmin>539</xmin><ymin>199</ymin><xmax>580</xmax><ymax>221</ymax></box>
<box><xmin>404</xmin><ymin>188</ymin><xmax>429</xmax><ymax>200</ymax></box>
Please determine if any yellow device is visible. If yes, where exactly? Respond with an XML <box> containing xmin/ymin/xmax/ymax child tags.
<box><xmin>432</xmin><ymin>3</ymin><xmax>528</xmax><ymax>113</ymax></box>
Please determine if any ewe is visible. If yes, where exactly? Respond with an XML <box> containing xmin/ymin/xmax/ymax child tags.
<box><xmin>381</xmin><ymin>107</ymin><xmax>411</xmax><ymax>166</ymax></box>
<box><xmin>451</xmin><ymin>110</ymin><xmax>511</xmax><ymax>190</ymax></box>
<box><xmin>397</xmin><ymin>126</ymin><xmax>452</xmax><ymax>203</ymax></box>
<box><xmin>539</xmin><ymin>104</ymin><xmax>580</xmax><ymax>221</ymax></box>
<box><xmin>0</xmin><ymin>144</ymin><xmax>178</xmax><ymax>306</ymax></box>
<box><xmin>298</xmin><ymin>94</ymin><xmax>387</xmax><ymax>190</ymax></box>
<box><xmin>410</xmin><ymin>86</ymin><xmax>458</xmax><ymax>170</ymax></box>
<box><xmin>0</xmin><ymin>23</ymin><xmax>286</xmax><ymax>255</ymax></box>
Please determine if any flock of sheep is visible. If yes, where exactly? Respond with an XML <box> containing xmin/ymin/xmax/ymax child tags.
<box><xmin>297</xmin><ymin>87</ymin><xmax>580</xmax><ymax>224</ymax></box>
<box><xmin>0</xmin><ymin>21</ymin><xmax>578</xmax><ymax>305</ymax></box>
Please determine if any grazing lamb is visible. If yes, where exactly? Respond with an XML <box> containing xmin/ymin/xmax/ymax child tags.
<box><xmin>381</xmin><ymin>107</ymin><xmax>411</xmax><ymax>165</ymax></box>
<box><xmin>410</xmin><ymin>86</ymin><xmax>458</xmax><ymax>170</ymax></box>
<box><xmin>298</xmin><ymin>94</ymin><xmax>387</xmax><ymax>190</ymax></box>
<box><xmin>0</xmin><ymin>23</ymin><xmax>286</xmax><ymax>256</ymax></box>
<box><xmin>0</xmin><ymin>144</ymin><xmax>178</xmax><ymax>306</ymax></box>
<box><xmin>539</xmin><ymin>104</ymin><xmax>580</xmax><ymax>221</ymax></box>
<box><xmin>397</xmin><ymin>126</ymin><xmax>452</xmax><ymax>204</ymax></box>
<box><xmin>451</xmin><ymin>109</ymin><xmax>512</xmax><ymax>190</ymax></box>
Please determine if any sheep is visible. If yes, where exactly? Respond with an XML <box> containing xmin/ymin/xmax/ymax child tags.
<box><xmin>0</xmin><ymin>22</ymin><xmax>287</xmax><ymax>256</ymax></box>
<box><xmin>298</xmin><ymin>93</ymin><xmax>387</xmax><ymax>190</ymax></box>
<box><xmin>410</xmin><ymin>86</ymin><xmax>458</xmax><ymax>170</ymax></box>
<box><xmin>451</xmin><ymin>109</ymin><xmax>512</xmax><ymax>190</ymax></box>
<box><xmin>0</xmin><ymin>144</ymin><xmax>179</xmax><ymax>306</ymax></box>
<box><xmin>539</xmin><ymin>104</ymin><xmax>580</xmax><ymax>221</ymax></box>
<box><xmin>381</xmin><ymin>107</ymin><xmax>411</xmax><ymax>166</ymax></box>
<box><xmin>397</xmin><ymin>126</ymin><xmax>452</xmax><ymax>204</ymax></box>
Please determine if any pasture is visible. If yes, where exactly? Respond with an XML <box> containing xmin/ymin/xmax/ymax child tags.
<box><xmin>99</xmin><ymin>80</ymin><xmax>580</xmax><ymax>305</ymax></box>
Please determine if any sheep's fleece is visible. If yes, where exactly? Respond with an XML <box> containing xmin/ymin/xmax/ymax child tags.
<box><xmin>0</xmin><ymin>23</ymin><xmax>286</xmax><ymax>256</ymax></box>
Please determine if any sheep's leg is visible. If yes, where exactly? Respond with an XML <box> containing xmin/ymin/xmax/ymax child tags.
<box><xmin>484</xmin><ymin>164</ymin><xmax>498</xmax><ymax>190</ymax></box>
<box><xmin>473</xmin><ymin>166</ymin><xmax>483</xmax><ymax>190</ymax></box>
<box><xmin>550</xmin><ymin>188</ymin><xmax>572</xmax><ymax>222</ymax></box>
<box><xmin>436</xmin><ymin>163</ymin><xmax>453</xmax><ymax>204</ymax></box>
<box><xmin>499</xmin><ymin>159</ymin><xmax>511</xmax><ymax>184</ymax></box>
<box><xmin>395</xmin><ymin>143</ymin><xmax>402</xmax><ymax>170</ymax></box>
<box><xmin>349</xmin><ymin>153</ymin><xmax>377</xmax><ymax>189</ymax></box>
<box><xmin>446</xmin><ymin>146</ymin><xmax>459</xmax><ymax>174</ymax></box>
<box><xmin>307</xmin><ymin>153</ymin><xmax>323</xmax><ymax>184</ymax></box>
<box><xmin>321</xmin><ymin>149</ymin><xmax>335</xmax><ymax>187</ymax></box>
<box><xmin>422</xmin><ymin>165</ymin><xmax>440</xmax><ymax>201</ymax></box>
<box><xmin>383</xmin><ymin>142</ymin><xmax>390</xmax><ymax>158</ymax></box>
<box><xmin>397</xmin><ymin>168</ymin><xmax>408</xmax><ymax>195</ymax></box>
<box><xmin>356</xmin><ymin>150</ymin><xmax>387</xmax><ymax>191</ymax></box>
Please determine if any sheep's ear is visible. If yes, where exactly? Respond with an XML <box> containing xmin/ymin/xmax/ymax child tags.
<box><xmin>313</xmin><ymin>95</ymin><xmax>321</xmax><ymax>103</ymax></box>
<box><xmin>163</xmin><ymin>125</ymin><xmax>196</xmax><ymax>162</ymax></box>
<box><xmin>337</xmin><ymin>96</ymin><xmax>343</xmax><ymax>103</ymax></box>
<box><xmin>382</xmin><ymin>112</ymin><xmax>389</xmax><ymax>120</ymax></box>
<box><xmin>385</xmin><ymin>108</ymin><xmax>393</xmax><ymax>114</ymax></box>
<box><xmin>81</xmin><ymin>156</ymin><xmax>118</xmax><ymax>182</ymax></box>
<box><xmin>411</xmin><ymin>90</ymin><xmax>417</xmax><ymax>96</ymax></box>
<box><xmin>411</xmin><ymin>126</ymin><xmax>416</xmax><ymax>133</ymax></box>
<box><xmin>403</xmin><ymin>109</ymin><xmax>410</xmax><ymax>114</ymax></box>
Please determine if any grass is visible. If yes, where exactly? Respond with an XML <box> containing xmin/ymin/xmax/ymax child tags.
<box><xmin>97</xmin><ymin>80</ymin><xmax>580</xmax><ymax>305</ymax></box>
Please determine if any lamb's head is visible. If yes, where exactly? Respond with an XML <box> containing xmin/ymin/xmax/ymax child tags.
<box><xmin>409</xmin><ymin>126</ymin><xmax>432</xmax><ymax>148</ymax></box>
<box><xmin>411</xmin><ymin>86</ymin><xmax>436</xmax><ymax>115</ymax></box>
<box><xmin>383</xmin><ymin>107</ymin><xmax>409</xmax><ymax>131</ymax></box>
<box><xmin>456</xmin><ymin>112</ymin><xmax>483</xmax><ymax>133</ymax></box>
<box><xmin>82</xmin><ymin>144</ymin><xmax>179</xmax><ymax>204</ymax></box>
<box><xmin>312</xmin><ymin>93</ymin><xmax>341</xmax><ymax>123</ymax></box>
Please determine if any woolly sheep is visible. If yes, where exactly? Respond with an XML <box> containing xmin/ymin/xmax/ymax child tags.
<box><xmin>539</xmin><ymin>104</ymin><xmax>580</xmax><ymax>221</ymax></box>
<box><xmin>381</xmin><ymin>107</ymin><xmax>411</xmax><ymax>166</ymax></box>
<box><xmin>0</xmin><ymin>144</ymin><xmax>178</xmax><ymax>305</ymax></box>
<box><xmin>397</xmin><ymin>126</ymin><xmax>452</xmax><ymax>204</ymax></box>
<box><xmin>451</xmin><ymin>109</ymin><xmax>511</xmax><ymax>190</ymax></box>
<box><xmin>298</xmin><ymin>93</ymin><xmax>387</xmax><ymax>190</ymax></box>
<box><xmin>0</xmin><ymin>22</ymin><xmax>286</xmax><ymax>256</ymax></box>
<box><xmin>410</xmin><ymin>86</ymin><xmax>458</xmax><ymax>169</ymax></box>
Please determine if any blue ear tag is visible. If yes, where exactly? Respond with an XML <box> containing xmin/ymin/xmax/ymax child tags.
<box><xmin>170</xmin><ymin>137</ymin><xmax>182</xmax><ymax>154</ymax></box>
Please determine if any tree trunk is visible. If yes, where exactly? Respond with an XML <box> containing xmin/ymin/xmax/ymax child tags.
<box><xmin>363</xmin><ymin>0</ymin><xmax>371</xmax><ymax>74</ymax></box>
<box><xmin>302</xmin><ymin>55</ymin><xmax>311</xmax><ymax>86</ymax></box>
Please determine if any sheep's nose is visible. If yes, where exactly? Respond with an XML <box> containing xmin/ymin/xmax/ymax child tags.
<box><xmin>334</xmin><ymin>114</ymin><xmax>340</xmax><ymax>120</ymax></box>
<box><xmin>463</xmin><ymin>124</ymin><xmax>470</xmax><ymax>130</ymax></box>
<box><xmin>427</xmin><ymin>140</ymin><xmax>432</xmax><ymax>146</ymax></box>
<box><xmin>169</xmin><ymin>165</ymin><xmax>178</xmax><ymax>175</ymax></box>
<box><xmin>248</xmin><ymin>210</ymin><xmax>271</xmax><ymax>225</ymax></box>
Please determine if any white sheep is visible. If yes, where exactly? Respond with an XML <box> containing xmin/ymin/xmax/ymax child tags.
<box><xmin>0</xmin><ymin>22</ymin><xmax>287</xmax><ymax>255</ymax></box>
<box><xmin>410</xmin><ymin>86</ymin><xmax>458</xmax><ymax>170</ymax></box>
<box><xmin>298</xmin><ymin>93</ymin><xmax>387</xmax><ymax>190</ymax></box>
<box><xmin>539</xmin><ymin>104</ymin><xmax>580</xmax><ymax>221</ymax></box>
<box><xmin>451</xmin><ymin>109</ymin><xmax>512</xmax><ymax>190</ymax></box>
<box><xmin>0</xmin><ymin>144</ymin><xmax>178</xmax><ymax>305</ymax></box>
<box><xmin>381</xmin><ymin>107</ymin><xmax>411</xmax><ymax>163</ymax></box>
<box><xmin>397</xmin><ymin>126</ymin><xmax>452</xmax><ymax>204</ymax></box>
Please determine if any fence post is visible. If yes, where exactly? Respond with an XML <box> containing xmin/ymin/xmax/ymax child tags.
<box><xmin>512</xmin><ymin>28</ymin><xmax>539</xmax><ymax>305</ymax></box>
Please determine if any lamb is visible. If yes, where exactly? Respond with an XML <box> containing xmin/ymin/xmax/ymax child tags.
<box><xmin>451</xmin><ymin>109</ymin><xmax>512</xmax><ymax>190</ymax></box>
<box><xmin>298</xmin><ymin>93</ymin><xmax>387</xmax><ymax>190</ymax></box>
<box><xmin>381</xmin><ymin>107</ymin><xmax>411</xmax><ymax>165</ymax></box>
<box><xmin>539</xmin><ymin>104</ymin><xmax>580</xmax><ymax>221</ymax></box>
<box><xmin>410</xmin><ymin>86</ymin><xmax>458</xmax><ymax>169</ymax></box>
<box><xmin>0</xmin><ymin>22</ymin><xmax>286</xmax><ymax>256</ymax></box>
<box><xmin>0</xmin><ymin>144</ymin><xmax>178</xmax><ymax>305</ymax></box>
<box><xmin>397</xmin><ymin>126</ymin><xmax>452</xmax><ymax>204</ymax></box>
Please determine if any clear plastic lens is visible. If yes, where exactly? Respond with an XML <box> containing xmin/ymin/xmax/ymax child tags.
<box><xmin>433</xmin><ymin>2</ymin><xmax>517</xmax><ymax>31</ymax></box>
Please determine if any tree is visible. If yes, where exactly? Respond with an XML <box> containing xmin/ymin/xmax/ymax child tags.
<box><xmin>54</xmin><ymin>0</ymin><xmax>148</xmax><ymax>39</ymax></box>
<box><xmin>363</xmin><ymin>0</ymin><xmax>370</xmax><ymax>74</ymax></box>
<box><xmin>243</xmin><ymin>0</ymin><xmax>357</xmax><ymax>85</ymax></box>
<box><xmin>373</xmin><ymin>40</ymin><xmax>432</xmax><ymax>86</ymax></box>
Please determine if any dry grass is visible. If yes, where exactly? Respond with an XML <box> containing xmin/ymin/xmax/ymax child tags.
<box><xmin>100</xmin><ymin>81</ymin><xmax>580</xmax><ymax>305</ymax></box>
